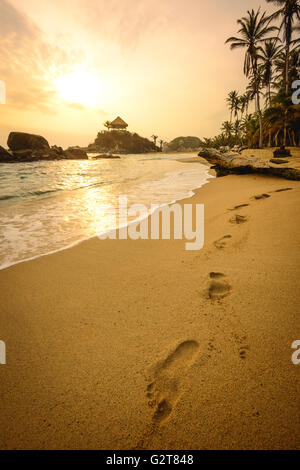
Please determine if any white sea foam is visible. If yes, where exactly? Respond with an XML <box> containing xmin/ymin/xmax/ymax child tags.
<box><xmin>0</xmin><ymin>153</ymin><xmax>213</xmax><ymax>270</ymax></box>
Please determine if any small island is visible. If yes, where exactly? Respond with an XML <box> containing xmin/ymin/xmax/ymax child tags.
<box><xmin>87</xmin><ymin>116</ymin><xmax>161</xmax><ymax>154</ymax></box>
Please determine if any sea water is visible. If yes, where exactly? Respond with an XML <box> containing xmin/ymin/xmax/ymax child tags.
<box><xmin>0</xmin><ymin>153</ymin><xmax>212</xmax><ymax>270</ymax></box>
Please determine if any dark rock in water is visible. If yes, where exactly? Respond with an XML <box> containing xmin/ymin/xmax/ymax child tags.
<box><xmin>12</xmin><ymin>149</ymin><xmax>33</xmax><ymax>161</ymax></box>
<box><xmin>2</xmin><ymin>133</ymin><xmax>89</xmax><ymax>162</ymax></box>
<box><xmin>270</xmin><ymin>158</ymin><xmax>289</xmax><ymax>165</ymax></box>
<box><xmin>91</xmin><ymin>153</ymin><xmax>121</xmax><ymax>159</ymax></box>
<box><xmin>51</xmin><ymin>145</ymin><xmax>64</xmax><ymax>155</ymax></box>
<box><xmin>8</xmin><ymin>132</ymin><xmax>50</xmax><ymax>151</ymax></box>
<box><xmin>0</xmin><ymin>145</ymin><xmax>12</xmax><ymax>162</ymax></box>
<box><xmin>11</xmin><ymin>148</ymin><xmax>64</xmax><ymax>161</ymax></box>
<box><xmin>273</xmin><ymin>146</ymin><xmax>291</xmax><ymax>158</ymax></box>
<box><xmin>64</xmin><ymin>147</ymin><xmax>88</xmax><ymax>159</ymax></box>
<box><xmin>32</xmin><ymin>148</ymin><xmax>63</xmax><ymax>160</ymax></box>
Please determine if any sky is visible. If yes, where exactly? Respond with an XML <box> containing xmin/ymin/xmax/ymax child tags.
<box><xmin>0</xmin><ymin>0</ymin><xmax>278</xmax><ymax>148</ymax></box>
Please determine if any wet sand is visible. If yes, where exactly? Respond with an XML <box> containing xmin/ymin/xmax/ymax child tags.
<box><xmin>0</xmin><ymin>173</ymin><xmax>299</xmax><ymax>449</ymax></box>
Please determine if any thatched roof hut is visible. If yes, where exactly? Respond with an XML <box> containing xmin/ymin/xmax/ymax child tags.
<box><xmin>109</xmin><ymin>117</ymin><xmax>128</xmax><ymax>130</ymax></box>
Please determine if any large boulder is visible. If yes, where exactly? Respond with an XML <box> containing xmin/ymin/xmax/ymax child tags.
<box><xmin>64</xmin><ymin>147</ymin><xmax>88</xmax><ymax>159</ymax></box>
<box><xmin>7</xmin><ymin>132</ymin><xmax>50</xmax><ymax>151</ymax></box>
<box><xmin>0</xmin><ymin>145</ymin><xmax>12</xmax><ymax>162</ymax></box>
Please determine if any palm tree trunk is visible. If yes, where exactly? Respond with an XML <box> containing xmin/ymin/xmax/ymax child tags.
<box><xmin>283</xmin><ymin>43</ymin><xmax>290</xmax><ymax>147</ymax></box>
<box><xmin>285</xmin><ymin>44</ymin><xmax>290</xmax><ymax>95</ymax></box>
<box><xmin>257</xmin><ymin>96</ymin><xmax>263</xmax><ymax>148</ymax></box>
<box><xmin>267</xmin><ymin>83</ymin><xmax>272</xmax><ymax>147</ymax></box>
<box><xmin>251</xmin><ymin>57</ymin><xmax>263</xmax><ymax>148</ymax></box>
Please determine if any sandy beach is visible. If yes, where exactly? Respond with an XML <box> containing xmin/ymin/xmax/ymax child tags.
<box><xmin>0</xmin><ymin>168</ymin><xmax>299</xmax><ymax>450</ymax></box>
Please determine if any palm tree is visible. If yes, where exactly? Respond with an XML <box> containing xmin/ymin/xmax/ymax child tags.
<box><xmin>221</xmin><ymin>121</ymin><xmax>234</xmax><ymax>140</ymax></box>
<box><xmin>234</xmin><ymin>119</ymin><xmax>242</xmax><ymax>144</ymax></box>
<box><xmin>259</xmin><ymin>39</ymin><xmax>282</xmax><ymax>145</ymax></box>
<box><xmin>243</xmin><ymin>91</ymin><xmax>252</xmax><ymax>117</ymax></box>
<box><xmin>246</xmin><ymin>80</ymin><xmax>258</xmax><ymax>112</ymax></box>
<box><xmin>159</xmin><ymin>139</ymin><xmax>164</xmax><ymax>151</ymax></box>
<box><xmin>239</xmin><ymin>94</ymin><xmax>248</xmax><ymax>119</ymax></box>
<box><xmin>274</xmin><ymin>47</ymin><xmax>300</xmax><ymax>87</ymax></box>
<box><xmin>266</xmin><ymin>1</ymin><xmax>300</xmax><ymax>146</ymax></box>
<box><xmin>151</xmin><ymin>135</ymin><xmax>158</xmax><ymax>146</ymax></box>
<box><xmin>263</xmin><ymin>90</ymin><xmax>300</xmax><ymax>146</ymax></box>
<box><xmin>266</xmin><ymin>0</ymin><xmax>300</xmax><ymax>95</ymax></box>
<box><xmin>226</xmin><ymin>9</ymin><xmax>278</xmax><ymax>148</ymax></box>
<box><xmin>245</xmin><ymin>115</ymin><xmax>261</xmax><ymax>147</ymax></box>
<box><xmin>234</xmin><ymin>96</ymin><xmax>241</xmax><ymax>120</ymax></box>
<box><xmin>259</xmin><ymin>40</ymin><xmax>282</xmax><ymax>106</ymax></box>
<box><xmin>226</xmin><ymin>91</ymin><xmax>239</xmax><ymax>122</ymax></box>
<box><xmin>104</xmin><ymin>120</ymin><xmax>111</xmax><ymax>131</ymax></box>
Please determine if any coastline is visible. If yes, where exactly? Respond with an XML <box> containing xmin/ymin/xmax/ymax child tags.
<box><xmin>0</xmin><ymin>154</ymin><xmax>212</xmax><ymax>271</ymax></box>
<box><xmin>0</xmin><ymin>172</ymin><xmax>299</xmax><ymax>449</ymax></box>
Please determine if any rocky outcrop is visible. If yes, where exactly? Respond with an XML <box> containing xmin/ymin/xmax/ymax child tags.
<box><xmin>8</xmin><ymin>132</ymin><xmax>50</xmax><ymax>151</ymax></box>
<box><xmin>2</xmin><ymin>130</ymin><xmax>154</xmax><ymax>161</ymax></box>
<box><xmin>90</xmin><ymin>130</ymin><xmax>160</xmax><ymax>154</ymax></box>
<box><xmin>64</xmin><ymin>147</ymin><xmax>88</xmax><ymax>160</ymax></box>
<box><xmin>0</xmin><ymin>146</ymin><xmax>12</xmax><ymax>162</ymax></box>
<box><xmin>2</xmin><ymin>132</ymin><xmax>88</xmax><ymax>162</ymax></box>
<box><xmin>198</xmin><ymin>148</ymin><xmax>300</xmax><ymax>180</ymax></box>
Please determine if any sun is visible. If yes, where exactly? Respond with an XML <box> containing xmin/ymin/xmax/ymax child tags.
<box><xmin>55</xmin><ymin>68</ymin><xmax>101</xmax><ymax>107</ymax></box>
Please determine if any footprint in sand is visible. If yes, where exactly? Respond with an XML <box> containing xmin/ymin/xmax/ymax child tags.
<box><xmin>208</xmin><ymin>272</ymin><xmax>231</xmax><ymax>300</ymax></box>
<box><xmin>230</xmin><ymin>214</ymin><xmax>248</xmax><ymax>224</ymax></box>
<box><xmin>233</xmin><ymin>334</ymin><xmax>250</xmax><ymax>360</ymax></box>
<box><xmin>213</xmin><ymin>234</ymin><xmax>232</xmax><ymax>249</ymax></box>
<box><xmin>239</xmin><ymin>346</ymin><xmax>249</xmax><ymax>359</ymax></box>
<box><xmin>229</xmin><ymin>203</ymin><xmax>250</xmax><ymax>211</ymax></box>
<box><xmin>252</xmin><ymin>193</ymin><xmax>270</xmax><ymax>200</ymax></box>
<box><xmin>146</xmin><ymin>340</ymin><xmax>199</xmax><ymax>424</ymax></box>
<box><xmin>274</xmin><ymin>188</ymin><xmax>293</xmax><ymax>193</ymax></box>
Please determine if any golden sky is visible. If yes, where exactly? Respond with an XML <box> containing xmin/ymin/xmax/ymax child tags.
<box><xmin>0</xmin><ymin>0</ymin><xmax>277</xmax><ymax>148</ymax></box>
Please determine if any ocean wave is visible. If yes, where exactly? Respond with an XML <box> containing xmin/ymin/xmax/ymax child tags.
<box><xmin>0</xmin><ymin>154</ymin><xmax>213</xmax><ymax>270</ymax></box>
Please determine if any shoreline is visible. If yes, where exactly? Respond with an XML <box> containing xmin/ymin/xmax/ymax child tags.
<box><xmin>0</xmin><ymin>172</ymin><xmax>299</xmax><ymax>449</ymax></box>
<box><xmin>0</xmin><ymin>156</ymin><xmax>213</xmax><ymax>272</ymax></box>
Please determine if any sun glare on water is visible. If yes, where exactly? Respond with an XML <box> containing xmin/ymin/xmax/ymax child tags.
<box><xmin>55</xmin><ymin>68</ymin><xmax>102</xmax><ymax>107</ymax></box>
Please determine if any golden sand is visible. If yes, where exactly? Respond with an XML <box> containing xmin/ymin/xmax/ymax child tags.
<box><xmin>0</xmin><ymin>173</ymin><xmax>299</xmax><ymax>449</ymax></box>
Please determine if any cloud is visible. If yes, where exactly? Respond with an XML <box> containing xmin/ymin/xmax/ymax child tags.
<box><xmin>0</xmin><ymin>0</ymin><xmax>80</xmax><ymax>112</ymax></box>
<box><xmin>1</xmin><ymin>0</ymin><xmax>39</xmax><ymax>38</ymax></box>
<box><xmin>72</xmin><ymin>0</ymin><xmax>164</xmax><ymax>50</ymax></box>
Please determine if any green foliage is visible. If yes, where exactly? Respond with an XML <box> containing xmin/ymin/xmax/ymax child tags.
<box><xmin>206</xmin><ymin>2</ymin><xmax>300</xmax><ymax>149</ymax></box>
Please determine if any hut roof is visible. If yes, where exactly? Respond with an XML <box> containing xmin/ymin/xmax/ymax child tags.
<box><xmin>110</xmin><ymin>116</ymin><xmax>128</xmax><ymax>127</ymax></box>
